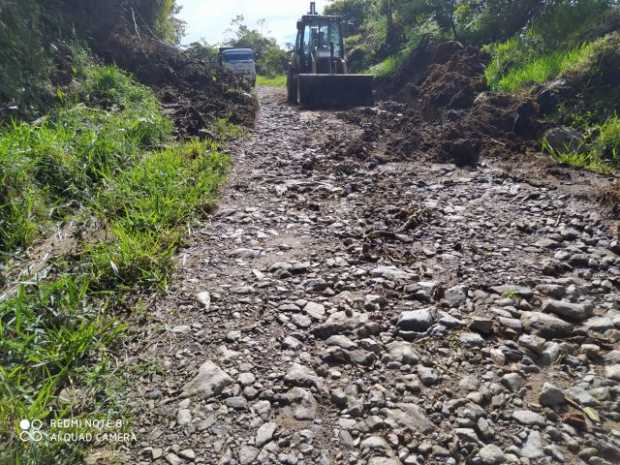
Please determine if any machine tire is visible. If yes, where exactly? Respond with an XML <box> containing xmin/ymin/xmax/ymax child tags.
<box><xmin>287</xmin><ymin>71</ymin><xmax>297</xmax><ymax>105</ymax></box>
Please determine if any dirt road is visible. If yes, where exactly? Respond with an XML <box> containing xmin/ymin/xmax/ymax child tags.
<box><xmin>127</xmin><ymin>88</ymin><xmax>620</xmax><ymax>465</ymax></box>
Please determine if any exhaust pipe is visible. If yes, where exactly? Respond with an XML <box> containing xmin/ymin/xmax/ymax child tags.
<box><xmin>310</xmin><ymin>2</ymin><xmax>317</xmax><ymax>15</ymax></box>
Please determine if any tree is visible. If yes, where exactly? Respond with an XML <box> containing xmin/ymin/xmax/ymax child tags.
<box><xmin>185</xmin><ymin>40</ymin><xmax>219</xmax><ymax>62</ymax></box>
<box><xmin>324</xmin><ymin>0</ymin><xmax>371</xmax><ymax>36</ymax></box>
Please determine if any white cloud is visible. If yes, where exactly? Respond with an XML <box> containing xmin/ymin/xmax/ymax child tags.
<box><xmin>177</xmin><ymin>0</ymin><xmax>330</xmax><ymax>47</ymax></box>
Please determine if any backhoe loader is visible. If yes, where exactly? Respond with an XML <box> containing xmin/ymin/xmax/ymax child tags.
<box><xmin>287</xmin><ymin>2</ymin><xmax>374</xmax><ymax>108</ymax></box>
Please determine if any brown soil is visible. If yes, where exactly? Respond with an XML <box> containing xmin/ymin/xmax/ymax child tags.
<box><xmin>362</xmin><ymin>40</ymin><xmax>544</xmax><ymax>167</ymax></box>
<box><xmin>99</xmin><ymin>33</ymin><xmax>258</xmax><ymax>138</ymax></box>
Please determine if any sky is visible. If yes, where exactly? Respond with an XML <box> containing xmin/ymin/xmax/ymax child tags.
<box><xmin>177</xmin><ymin>0</ymin><xmax>330</xmax><ymax>47</ymax></box>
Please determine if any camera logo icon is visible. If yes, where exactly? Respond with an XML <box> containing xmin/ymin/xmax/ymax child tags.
<box><xmin>19</xmin><ymin>419</ymin><xmax>44</xmax><ymax>442</ymax></box>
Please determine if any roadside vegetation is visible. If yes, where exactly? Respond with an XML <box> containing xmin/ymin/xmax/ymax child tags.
<box><xmin>256</xmin><ymin>74</ymin><xmax>287</xmax><ymax>88</ymax></box>
<box><xmin>0</xmin><ymin>58</ymin><xmax>231</xmax><ymax>465</ymax></box>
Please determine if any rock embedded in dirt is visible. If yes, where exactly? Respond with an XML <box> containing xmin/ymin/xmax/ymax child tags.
<box><xmin>385</xmin><ymin>341</ymin><xmax>420</xmax><ymax>365</ymax></box>
<box><xmin>371</xmin><ymin>265</ymin><xmax>415</xmax><ymax>281</ymax></box>
<box><xmin>513</xmin><ymin>409</ymin><xmax>546</xmax><ymax>426</ymax></box>
<box><xmin>255</xmin><ymin>421</ymin><xmax>277</xmax><ymax>447</ymax></box>
<box><xmin>165</xmin><ymin>452</ymin><xmax>184</xmax><ymax>465</ymax></box>
<box><xmin>502</xmin><ymin>373</ymin><xmax>525</xmax><ymax>392</ymax></box>
<box><xmin>238</xmin><ymin>445</ymin><xmax>259</xmax><ymax>465</ymax></box>
<box><xmin>397</xmin><ymin>308</ymin><xmax>435</xmax><ymax>332</ymax></box>
<box><xmin>478</xmin><ymin>444</ymin><xmax>505</xmax><ymax>465</ymax></box>
<box><xmin>182</xmin><ymin>360</ymin><xmax>233</xmax><ymax>399</ymax></box>
<box><xmin>520</xmin><ymin>430</ymin><xmax>545</xmax><ymax>459</ymax></box>
<box><xmin>178</xmin><ymin>449</ymin><xmax>196</xmax><ymax>461</ymax></box>
<box><xmin>311</xmin><ymin>310</ymin><xmax>370</xmax><ymax>339</ymax></box>
<box><xmin>196</xmin><ymin>291</ymin><xmax>211</xmax><ymax>310</ymax></box>
<box><xmin>304</xmin><ymin>301</ymin><xmax>326</xmax><ymax>320</ymax></box>
<box><xmin>441</xmin><ymin>138</ymin><xmax>480</xmax><ymax>166</ymax></box>
<box><xmin>606</xmin><ymin>364</ymin><xmax>620</xmax><ymax>381</ymax></box>
<box><xmin>382</xmin><ymin>403</ymin><xmax>433</xmax><ymax>433</ymax></box>
<box><xmin>521</xmin><ymin>312</ymin><xmax>573</xmax><ymax>339</ymax></box>
<box><xmin>459</xmin><ymin>332</ymin><xmax>485</xmax><ymax>346</ymax></box>
<box><xmin>544</xmin><ymin>126</ymin><xmax>584</xmax><ymax>153</ymax></box>
<box><xmin>284</xmin><ymin>363</ymin><xmax>325</xmax><ymax>392</ymax></box>
<box><xmin>518</xmin><ymin>334</ymin><xmax>546</xmax><ymax>354</ymax></box>
<box><xmin>539</xmin><ymin>383</ymin><xmax>566</xmax><ymax>407</ymax></box>
<box><xmin>542</xmin><ymin>299</ymin><xmax>593</xmax><ymax>322</ymax></box>
<box><xmin>176</xmin><ymin>408</ymin><xmax>192</xmax><ymax>426</ymax></box>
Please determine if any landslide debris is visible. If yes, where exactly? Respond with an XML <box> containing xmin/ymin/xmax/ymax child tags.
<box><xmin>343</xmin><ymin>40</ymin><xmax>543</xmax><ymax>167</ymax></box>
<box><xmin>99</xmin><ymin>34</ymin><xmax>258</xmax><ymax>138</ymax></box>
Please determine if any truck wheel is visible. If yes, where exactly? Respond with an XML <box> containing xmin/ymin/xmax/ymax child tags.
<box><xmin>287</xmin><ymin>72</ymin><xmax>297</xmax><ymax>105</ymax></box>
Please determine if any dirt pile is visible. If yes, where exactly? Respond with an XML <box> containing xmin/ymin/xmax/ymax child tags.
<box><xmin>354</xmin><ymin>40</ymin><xmax>543</xmax><ymax>166</ymax></box>
<box><xmin>378</xmin><ymin>40</ymin><xmax>487</xmax><ymax>115</ymax></box>
<box><xmin>100</xmin><ymin>33</ymin><xmax>258</xmax><ymax>137</ymax></box>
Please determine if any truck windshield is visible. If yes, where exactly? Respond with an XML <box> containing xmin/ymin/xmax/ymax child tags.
<box><xmin>223</xmin><ymin>51</ymin><xmax>254</xmax><ymax>63</ymax></box>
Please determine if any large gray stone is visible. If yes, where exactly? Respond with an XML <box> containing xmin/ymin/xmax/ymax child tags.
<box><xmin>606</xmin><ymin>364</ymin><xmax>620</xmax><ymax>381</ymax></box>
<box><xmin>444</xmin><ymin>285</ymin><xmax>468</xmax><ymax>307</ymax></box>
<box><xmin>382</xmin><ymin>403</ymin><xmax>433</xmax><ymax>433</ymax></box>
<box><xmin>542</xmin><ymin>299</ymin><xmax>592</xmax><ymax>322</ymax></box>
<box><xmin>239</xmin><ymin>445</ymin><xmax>259</xmax><ymax>465</ymax></box>
<box><xmin>312</xmin><ymin>310</ymin><xmax>370</xmax><ymax>339</ymax></box>
<box><xmin>371</xmin><ymin>265</ymin><xmax>414</xmax><ymax>281</ymax></box>
<box><xmin>520</xmin><ymin>430</ymin><xmax>544</xmax><ymax>459</ymax></box>
<box><xmin>539</xmin><ymin>383</ymin><xmax>565</xmax><ymax>408</ymax></box>
<box><xmin>304</xmin><ymin>301</ymin><xmax>326</xmax><ymax>320</ymax></box>
<box><xmin>385</xmin><ymin>341</ymin><xmax>421</xmax><ymax>364</ymax></box>
<box><xmin>397</xmin><ymin>309</ymin><xmax>435</xmax><ymax>332</ymax></box>
<box><xmin>182</xmin><ymin>360</ymin><xmax>233</xmax><ymax>399</ymax></box>
<box><xmin>255</xmin><ymin>422</ymin><xmax>277</xmax><ymax>447</ymax></box>
<box><xmin>286</xmin><ymin>387</ymin><xmax>318</xmax><ymax>420</ymax></box>
<box><xmin>284</xmin><ymin>363</ymin><xmax>325</xmax><ymax>392</ymax></box>
<box><xmin>513</xmin><ymin>409</ymin><xmax>546</xmax><ymax>426</ymax></box>
<box><xmin>478</xmin><ymin>444</ymin><xmax>505</xmax><ymax>465</ymax></box>
<box><xmin>521</xmin><ymin>312</ymin><xmax>573</xmax><ymax>339</ymax></box>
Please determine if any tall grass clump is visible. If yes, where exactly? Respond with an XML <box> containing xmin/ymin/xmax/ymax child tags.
<box><xmin>0</xmin><ymin>64</ymin><xmax>171</xmax><ymax>255</ymax></box>
<box><xmin>0</xmin><ymin>275</ymin><xmax>123</xmax><ymax>465</ymax></box>
<box><xmin>488</xmin><ymin>42</ymin><xmax>596</xmax><ymax>92</ymax></box>
<box><xmin>87</xmin><ymin>140</ymin><xmax>230</xmax><ymax>289</ymax></box>
<box><xmin>0</xmin><ymin>74</ymin><xmax>233</xmax><ymax>465</ymax></box>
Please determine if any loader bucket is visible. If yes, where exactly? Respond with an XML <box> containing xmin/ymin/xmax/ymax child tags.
<box><xmin>298</xmin><ymin>74</ymin><xmax>374</xmax><ymax>109</ymax></box>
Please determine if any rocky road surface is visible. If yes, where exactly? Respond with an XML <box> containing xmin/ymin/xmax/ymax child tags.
<box><xmin>127</xmin><ymin>88</ymin><xmax>620</xmax><ymax>465</ymax></box>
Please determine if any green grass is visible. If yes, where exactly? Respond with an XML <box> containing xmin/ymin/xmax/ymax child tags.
<box><xmin>87</xmin><ymin>139</ymin><xmax>230</xmax><ymax>290</ymax></box>
<box><xmin>256</xmin><ymin>74</ymin><xmax>286</xmax><ymax>88</ymax></box>
<box><xmin>369</xmin><ymin>55</ymin><xmax>402</xmax><ymax>78</ymax></box>
<box><xmin>488</xmin><ymin>42</ymin><xmax>597</xmax><ymax>92</ymax></box>
<box><xmin>0</xmin><ymin>63</ymin><xmax>233</xmax><ymax>465</ymax></box>
<box><xmin>0</xmin><ymin>64</ymin><xmax>171</xmax><ymax>255</ymax></box>
<box><xmin>543</xmin><ymin>115</ymin><xmax>620</xmax><ymax>173</ymax></box>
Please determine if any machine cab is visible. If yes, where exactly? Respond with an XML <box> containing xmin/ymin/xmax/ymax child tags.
<box><xmin>295</xmin><ymin>9</ymin><xmax>345</xmax><ymax>74</ymax></box>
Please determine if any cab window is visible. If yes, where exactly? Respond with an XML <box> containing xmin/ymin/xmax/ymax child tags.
<box><xmin>223</xmin><ymin>51</ymin><xmax>254</xmax><ymax>63</ymax></box>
